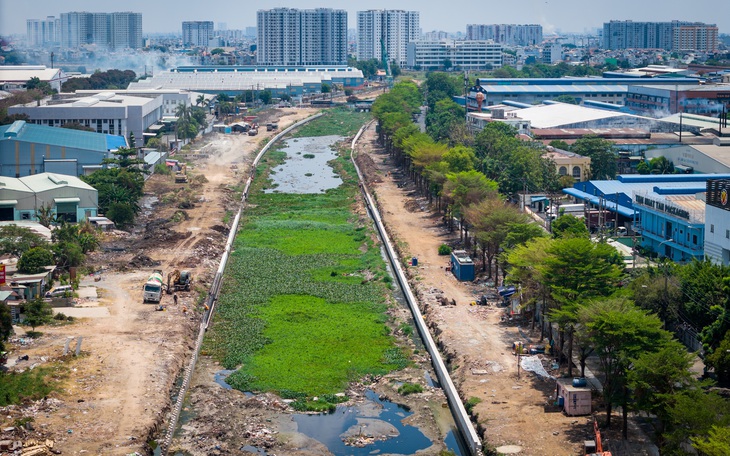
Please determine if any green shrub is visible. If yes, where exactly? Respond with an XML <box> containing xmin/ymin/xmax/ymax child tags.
<box><xmin>438</xmin><ymin>244</ymin><xmax>452</xmax><ymax>256</ymax></box>
<box><xmin>154</xmin><ymin>163</ymin><xmax>171</xmax><ymax>175</ymax></box>
<box><xmin>398</xmin><ymin>382</ymin><xmax>423</xmax><ymax>395</ymax></box>
<box><xmin>464</xmin><ymin>396</ymin><xmax>482</xmax><ymax>414</ymax></box>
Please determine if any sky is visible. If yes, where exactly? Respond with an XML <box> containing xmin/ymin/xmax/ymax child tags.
<box><xmin>1</xmin><ymin>0</ymin><xmax>728</xmax><ymax>36</ymax></box>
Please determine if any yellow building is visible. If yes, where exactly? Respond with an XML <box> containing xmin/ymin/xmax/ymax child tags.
<box><xmin>543</xmin><ymin>146</ymin><xmax>591</xmax><ymax>181</ymax></box>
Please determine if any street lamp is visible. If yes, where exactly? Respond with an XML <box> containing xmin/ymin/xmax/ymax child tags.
<box><xmin>654</xmin><ymin>238</ymin><xmax>674</xmax><ymax>265</ymax></box>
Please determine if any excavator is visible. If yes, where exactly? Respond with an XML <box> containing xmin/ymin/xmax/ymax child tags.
<box><xmin>167</xmin><ymin>269</ymin><xmax>192</xmax><ymax>294</ymax></box>
<box><xmin>175</xmin><ymin>163</ymin><xmax>188</xmax><ymax>183</ymax></box>
<box><xmin>585</xmin><ymin>419</ymin><xmax>612</xmax><ymax>456</ymax></box>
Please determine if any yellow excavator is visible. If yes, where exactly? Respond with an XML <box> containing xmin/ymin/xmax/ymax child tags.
<box><xmin>167</xmin><ymin>269</ymin><xmax>192</xmax><ymax>294</ymax></box>
<box><xmin>175</xmin><ymin>163</ymin><xmax>188</xmax><ymax>183</ymax></box>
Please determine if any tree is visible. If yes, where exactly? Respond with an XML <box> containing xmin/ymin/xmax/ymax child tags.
<box><xmin>211</xmin><ymin>48</ymin><xmax>224</xmax><ymax>55</ymax></box>
<box><xmin>443</xmin><ymin>170</ymin><xmax>499</xmax><ymax>238</ymax></box>
<box><xmin>321</xmin><ymin>83</ymin><xmax>331</xmax><ymax>94</ymax></box>
<box><xmin>23</xmin><ymin>297</ymin><xmax>53</xmax><ymax>332</ymax></box>
<box><xmin>258</xmin><ymin>90</ymin><xmax>272</xmax><ymax>105</ymax></box>
<box><xmin>551</xmin><ymin>214</ymin><xmax>589</xmax><ymax>239</ymax></box>
<box><xmin>628</xmin><ymin>340</ymin><xmax>698</xmax><ymax>440</ymax></box>
<box><xmin>106</xmin><ymin>202</ymin><xmax>135</xmax><ymax>229</ymax></box>
<box><xmin>18</xmin><ymin>247</ymin><xmax>54</xmax><ymax>274</ymax></box>
<box><xmin>60</xmin><ymin>122</ymin><xmax>94</xmax><ymax>132</ymax></box>
<box><xmin>543</xmin><ymin>238</ymin><xmax>623</xmax><ymax>376</ymax></box>
<box><xmin>36</xmin><ymin>204</ymin><xmax>59</xmax><ymax>228</ymax></box>
<box><xmin>505</xmin><ymin>237</ymin><xmax>553</xmax><ymax>337</ymax></box>
<box><xmin>389</xmin><ymin>61</ymin><xmax>401</xmax><ymax>77</ymax></box>
<box><xmin>466</xmin><ymin>198</ymin><xmax>527</xmax><ymax>277</ymax></box>
<box><xmin>0</xmin><ymin>303</ymin><xmax>12</xmax><ymax>352</ymax></box>
<box><xmin>693</xmin><ymin>426</ymin><xmax>730</xmax><ymax>456</ymax></box>
<box><xmin>195</xmin><ymin>94</ymin><xmax>207</xmax><ymax>107</ymax></box>
<box><xmin>53</xmin><ymin>241</ymin><xmax>84</xmax><ymax>269</ymax></box>
<box><xmin>555</xmin><ymin>95</ymin><xmax>578</xmax><ymax>104</ymax></box>
<box><xmin>426</xmin><ymin>98</ymin><xmax>465</xmax><ymax>143</ymax></box>
<box><xmin>571</xmin><ymin>136</ymin><xmax>617</xmax><ymax>180</ymax></box>
<box><xmin>706</xmin><ymin>330</ymin><xmax>730</xmax><ymax>385</ymax></box>
<box><xmin>649</xmin><ymin>156</ymin><xmax>675</xmax><ymax>174</ymax></box>
<box><xmin>665</xmin><ymin>390</ymin><xmax>730</xmax><ymax>454</ymax></box>
<box><xmin>26</xmin><ymin>77</ymin><xmax>54</xmax><ymax>95</ymax></box>
<box><xmin>442</xmin><ymin>58</ymin><xmax>453</xmax><ymax>70</ymax></box>
<box><xmin>581</xmin><ymin>299</ymin><xmax>671</xmax><ymax>435</ymax></box>
<box><xmin>636</xmin><ymin>160</ymin><xmax>651</xmax><ymax>174</ymax></box>
<box><xmin>0</xmin><ymin>225</ymin><xmax>47</xmax><ymax>258</ymax></box>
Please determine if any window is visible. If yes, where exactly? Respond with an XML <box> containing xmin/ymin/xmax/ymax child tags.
<box><xmin>711</xmin><ymin>224</ymin><xmax>714</xmax><ymax>233</ymax></box>
<box><xmin>726</xmin><ymin>229</ymin><xmax>729</xmax><ymax>239</ymax></box>
<box><xmin>693</xmin><ymin>234</ymin><xmax>698</xmax><ymax>244</ymax></box>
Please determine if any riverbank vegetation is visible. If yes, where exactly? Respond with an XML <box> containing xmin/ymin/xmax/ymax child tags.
<box><xmin>204</xmin><ymin>110</ymin><xmax>408</xmax><ymax>410</ymax></box>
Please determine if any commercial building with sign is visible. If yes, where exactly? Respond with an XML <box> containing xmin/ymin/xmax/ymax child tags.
<box><xmin>705</xmin><ymin>179</ymin><xmax>730</xmax><ymax>265</ymax></box>
<box><xmin>633</xmin><ymin>191</ymin><xmax>705</xmax><ymax>263</ymax></box>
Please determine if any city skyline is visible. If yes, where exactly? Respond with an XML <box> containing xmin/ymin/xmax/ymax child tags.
<box><xmin>1</xmin><ymin>0</ymin><xmax>728</xmax><ymax>37</ymax></box>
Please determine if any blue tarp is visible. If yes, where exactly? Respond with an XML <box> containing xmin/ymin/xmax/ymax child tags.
<box><xmin>563</xmin><ymin>188</ymin><xmax>636</xmax><ymax>218</ymax></box>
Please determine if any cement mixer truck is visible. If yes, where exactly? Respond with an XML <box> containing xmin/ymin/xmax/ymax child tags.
<box><xmin>143</xmin><ymin>269</ymin><xmax>164</xmax><ymax>303</ymax></box>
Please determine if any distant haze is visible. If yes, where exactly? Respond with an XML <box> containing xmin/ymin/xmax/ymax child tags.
<box><xmin>1</xmin><ymin>0</ymin><xmax>728</xmax><ymax>36</ymax></box>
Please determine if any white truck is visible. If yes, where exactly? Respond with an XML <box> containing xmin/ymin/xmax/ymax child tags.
<box><xmin>143</xmin><ymin>269</ymin><xmax>164</xmax><ymax>303</ymax></box>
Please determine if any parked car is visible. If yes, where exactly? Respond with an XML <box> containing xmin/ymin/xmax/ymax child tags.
<box><xmin>45</xmin><ymin>285</ymin><xmax>73</xmax><ymax>298</ymax></box>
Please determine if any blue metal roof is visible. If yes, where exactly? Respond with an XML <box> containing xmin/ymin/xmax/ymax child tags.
<box><xmin>106</xmin><ymin>135</ymin><xmax>128</xmax><ymax>150</ymax></box>
<box><xmin>0</xmin><ymin>121</ymin><xmax>125</xmax><ymax>152</ymax></box>
<box><xmin>618</xmin><ymin>174</ymin><xmax>730</xmax><ymax>183</ymax></box>
<box><xmin>564</xmin><ymin>188</ymin><xmax>637</xmax><ymax>217</ymax></box>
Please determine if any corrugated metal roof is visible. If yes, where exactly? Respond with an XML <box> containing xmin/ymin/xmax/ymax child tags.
<box><xmin>0</xmin><ymin>121</ymin><xmax>124</xmax><ymax>152</ymax></box>
<box><xmin>511</xmin><ymin>103</ymin><xmax>644</xmax><ymax>129</ymax></box>
<box><xmin>483</xmin><ymin>84</ymin><xmax>627</xmax><ymax>94</ymax></box>
<box><xmin>19</xmin><ymin>173</ymin><xmax>95</xmax><ymax>193</ymax></box>
<box><xmin>0</xmin><ymin>67</ymin><xmax>62</xmax><ymax>82</ymax></box>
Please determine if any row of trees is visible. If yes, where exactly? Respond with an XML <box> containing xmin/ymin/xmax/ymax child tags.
<box><xmin>372</xmin><ymin>75</ymin><xmax>730</xmax><ymax>453</ymax></box>
<box><xmin>60</xmin><ymin>69</ymin><xmax>137</xmax><ymax>92</ymax></box>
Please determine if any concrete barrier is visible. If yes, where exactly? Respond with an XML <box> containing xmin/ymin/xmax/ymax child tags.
<box><xmin>350</xmin><ymin>123</ymin><xmax>483</xmax><ymax>456</ymax></box>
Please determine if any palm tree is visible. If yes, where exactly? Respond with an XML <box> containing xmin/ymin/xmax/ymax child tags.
<box><xmin>196</xmin><ymin>94</ymin><xmax>206</xmax><ymax>107</ymax></box>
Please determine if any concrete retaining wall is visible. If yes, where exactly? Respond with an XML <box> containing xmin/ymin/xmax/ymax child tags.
<box><xmin>350</xmin><ymin>124</ymin><xmax>483</xmax><ymax>456</ymax></box>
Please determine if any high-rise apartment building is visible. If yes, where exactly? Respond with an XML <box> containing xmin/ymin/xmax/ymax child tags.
<box><xmin>26</xmin><ymin>16</ymin><xmax>60</xmax><ymax>47</ymax></box>
<box><xmin>59</xmin><ymin>11</ymin><xmax>142</xmax><ymax>50</ymax></box>
<box><xmin>356</xmin><ymin>10</ymin><xmax>420</xmax><ymax>67</ymax></box>
<box><xmin>602</xmin><ymin>20</ymin><xmax>718</xmax><ymax>52</ymax></box>
<box><xmin>182</xmin><ymin>21</ymin><xmax>214</xmax><ymax>47</ymax></box>
<box><xmin>257</xmin><ymin>8</ymin><xmax>347</xmax><ymax>66</ymax></box>
<box><xmin>466</xmin><ymin>24</ymin><xmax>543</xmax><ymax>46</ymax></box>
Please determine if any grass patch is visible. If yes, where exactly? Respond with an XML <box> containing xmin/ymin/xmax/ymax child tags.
<box><xmin>398</xmin><ymin>382</ymin><xmax>423</xmax><ymax>395</ymax></box>
<box><xmin>465</xmin><ymin>396</ymin><xmax>483</xmax><ymax>414</ymax></box>
<box><xmin>205</xmin><ymin>111</ymin><xmax>400</xmax><ymax>411</ymax></box>
<box><xmin>290</xmin><ymin>108</ymin><xmax>371</xmax><ymax>138</ymax></box>
<box><xmin>0</xmin><ymin>366</ymin><xmax>65</xmax><ymax>406</ymax></box>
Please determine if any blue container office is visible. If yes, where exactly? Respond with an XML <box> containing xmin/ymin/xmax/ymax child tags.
<box><xmin>450</xmin><ymin>250</ymin><xmax>475</xmax><ymax>281</ymax></box>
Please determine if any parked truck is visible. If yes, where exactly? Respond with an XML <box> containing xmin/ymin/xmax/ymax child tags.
<box><xmin>167</xmin><ymin>269</ymin><xmax>192</xmax><ymax>294</ymax></box>
<box><xmin>143</xmin><ymin>269</ymin><xmax>164</xmax><ymax>303</ymax></box>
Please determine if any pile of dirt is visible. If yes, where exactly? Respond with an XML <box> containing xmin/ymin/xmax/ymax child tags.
<box><xmin>354</xmin><ymin>152</ymin><xmax>382</xmax><ymax>184</ymax></box>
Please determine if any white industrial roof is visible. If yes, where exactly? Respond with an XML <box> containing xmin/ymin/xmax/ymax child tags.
<box><xmin>0</xmin><ymin>66</ymin><xmax>63</xmax><ymax>82</ymax></box>
<box><xmin>509</xmin><ymin>103</ymin><xmax>644</xmax><ymax>129</ymax></box>
<box><xmin>660</xmin><ymin>113</ymin><xmax>724</xmax><ymax>130</ymax></box>
<box><xmin>19</xmin><ymin>173</ymin><xmax>96</xmax><ymax>193</ymax></box>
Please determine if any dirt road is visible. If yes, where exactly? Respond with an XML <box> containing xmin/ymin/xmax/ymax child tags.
<box><xmin>355</xmin><ymin>123</ymin><xmax>598</xmax><ymax>455</ymax></box>
<box><xmin>0</xmin><ymin>108</ymin><xmax>318</xmax><ymax>455</ymax></box>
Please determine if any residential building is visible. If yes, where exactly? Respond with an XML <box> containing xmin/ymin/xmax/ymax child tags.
<box><xmin>0</xmin><ymin>66</ymin><xmax>69</xmax><ymax>93</ymax></box>
<box><xmin>59</xmin><ymin>11</ymin><xmax>142</xmax><ymax>50</ymax></box>
<box><xmin>466</xmin><ymin>24</ymin><xmax>543</xmax><ymax>46</ymax></box>
<box><xmin>543</xmin><ymin>147</ymin><xmax>591</xmax><ymax>182</ymax></box>
<box><xmin>8</xmin><ymin>92</ymin><xmax>163</xmax><ymax>148</ymax></box>
<box><xmin>26</xmin><ymin>16</ymin><xmax>60</xmax><ymax>47</ymax></box>
<box><xmin>357</xmin><ymin>10</ymin><xmax>420</xmax><ymax>67</ymax></box>
<box><xmin>704</xmin><ymin>179</ymin><xmax>730</xmax><ymax>265</ymax></box>
<box><xmin>542</xmin><ymin>42</ymin><xmax>562</xmax><ymax>64</ymax></box>
<box><xmin>257</xmin><ymin>8</ymin><xmax>347</xmax><ymax>66</ymax></box>
<box><xmin>183</xmin><ymin>21</ymin><xmax>214</xmax><ymax>47</ymax></box>
<box><xmin>602</xmin><ymin>20</ymin><xmax>718</xmax><ymax>52</ymax></box>
<box><xmin>0</xmin><ymin>120</ymin><xmax>127</xmax><ymax>178</ymax></box>
<box><xmin>406</xmin><ymin>40</ymin><xmax>502</xmax><ymax>70</ymax></box>
<box><xmin>0</xmin><ymin>171</ymin><xmax>99</xmax><ymax>223</ymax></box>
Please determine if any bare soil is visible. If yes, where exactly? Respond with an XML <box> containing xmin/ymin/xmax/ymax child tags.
<box><xmin>0</xmin><ymin>108</ymin><xmax>318</xmax><ymax>455</ymax></box>
<box><xmin>1</xmin><ymin>106</ymin><xmax>653</xmax><ymax>456</ymax></box>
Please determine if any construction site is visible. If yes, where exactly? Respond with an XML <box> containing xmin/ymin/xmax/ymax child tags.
<box><xmin>0</xmin><ymin>104</ymin><xmax>656</xmax><ymax>456</ymax></box>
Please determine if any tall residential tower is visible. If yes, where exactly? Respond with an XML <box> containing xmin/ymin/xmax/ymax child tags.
<box><xmin>182</xmin><ymin>21</ymin><xmax>215</xmax><ymax>47</ymax></box>
<box><xmin>357</xmin><ymin>10</ymin><xmax>420</xmax><ymax>67</ymax></box>
<box><xmin>602</xmin><ymin>20</ymin><xmax>718</xmax><ymax>52</ymax></box>
<box><xmin>59</xmin><ymin>11</ymin><xmax>142</xmax><ymax>50</ymax></box>
<box><xmin>257</xmin><ymin>8</ymin><xmax>347</xmax><ymax>66</ymax></box>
